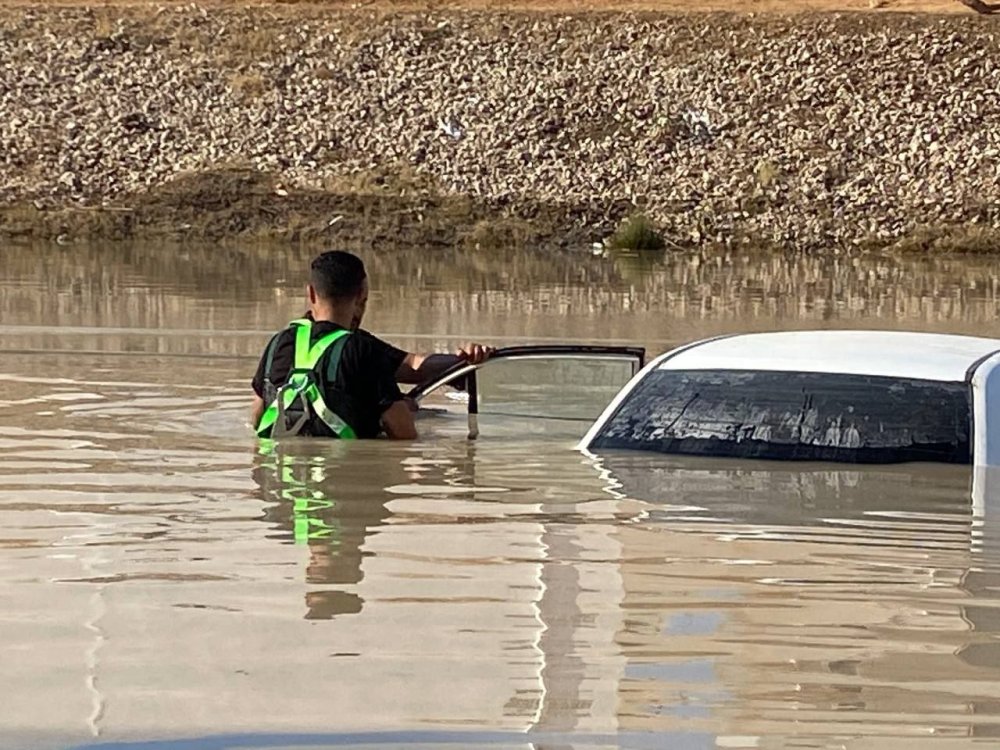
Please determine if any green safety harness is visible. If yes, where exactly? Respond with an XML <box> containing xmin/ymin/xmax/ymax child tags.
<box><xmin>256</xmin><ymin>318</ymin><xmax>358</xmax><ymax>440</ymax></box>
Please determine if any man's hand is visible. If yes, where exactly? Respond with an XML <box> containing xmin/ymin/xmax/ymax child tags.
<box><xmin>396</xmin><ymin>344</ymin><xmax>496</xmax><ymax>385</ymax></box>
<box><xmin>382</xmin><ymin>400</ymin><xmax>418</xmax><ymax>439</ymax></box>
<box><xmin>456</xmin><ymin>343</ymin><xmax>495</xmax><ymax>365</ymax></box>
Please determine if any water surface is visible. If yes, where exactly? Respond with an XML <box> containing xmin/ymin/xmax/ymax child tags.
<box><xmin>3</xmin><ymin>244</ymin><xmax>1000</xmax><ymax>749</ymax></box>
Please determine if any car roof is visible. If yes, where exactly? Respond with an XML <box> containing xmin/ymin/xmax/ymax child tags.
<box><xmin>657</xmin><ymin>330</ymin><xmax>1000</xmax><ymax>382</ymax></box>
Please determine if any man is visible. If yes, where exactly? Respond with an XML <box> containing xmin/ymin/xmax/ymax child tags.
<box><xmin>251</xmin><ymin>250</ymin><xmax>492</xmax><ymax>440</ymax></box>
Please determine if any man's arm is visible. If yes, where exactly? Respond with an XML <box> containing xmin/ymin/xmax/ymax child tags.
<box><xmin>395</xmin><ymin>344</ymin><xmax>495</xmax><ymax>385</ymax></box>
<box><xmin>250</xmin><ymin>394</ymin><xmax>265</xmax><ymax>431</ymax></box>
<box><xmin>395</xmin><ymin>352</ymin><xmax>462</xmax><ymax>385</ymax></box>
<box><xmin>381</xmin><ymin>399</ymin><xmax>418</xmax><ymax>439</ymax></box>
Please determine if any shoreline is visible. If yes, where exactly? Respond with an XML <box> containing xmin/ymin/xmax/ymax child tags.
<box><xmin>0</xmin><ymin>0</ymin><xmax>986</xmax><ymax>13</ymax></box>
<box><xmin>1</xmin><ymin>5</ymin><xmax>997</xmax><ymax>252</ymax></box>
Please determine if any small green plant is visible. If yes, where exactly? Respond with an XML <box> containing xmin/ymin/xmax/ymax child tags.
<box><xmin>607</xmin><ymin>214</ymin><xmax>666</xmax><ymax>252</ymax></box>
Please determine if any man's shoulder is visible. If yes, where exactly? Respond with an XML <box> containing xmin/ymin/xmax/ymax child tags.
<box><xmin>342</xmin><ymin>329</ymin><xmax>386</xmax><ymax>358</ymax></box>
<box><xmin>338</xmin><ymin>330</ymin><xmax>405</xmax><ymax>377</ymax></box>
<box><xmin>352</xmin><ymin>327</ymin><xmax>385</xmax><ymax>343</ymax></box>
<box><xmin>353</xmin><ymin>328</ymin><xmax>407</xmax><ymax>360</ymax></box>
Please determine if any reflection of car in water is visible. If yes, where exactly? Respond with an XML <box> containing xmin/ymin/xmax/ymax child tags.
<box><xmin>585</xmin><ymin>451</ymin><xmax>1000</xmax><ymax>733</ymax></box>
<box><xmin>411</xmin><ymin>331</ymin><xmax>1000</xmax><ymax>468</ymax></box>
<box><xmin>592</xmin><ymin>451</ymin><xmax>973</xmax><ymax>530</ymax></box>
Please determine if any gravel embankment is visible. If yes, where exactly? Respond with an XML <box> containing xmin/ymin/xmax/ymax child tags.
<box><xmin>1</xmin><ymin>7</ymin><xmax>998</xmax><ymax>248</ymax></box>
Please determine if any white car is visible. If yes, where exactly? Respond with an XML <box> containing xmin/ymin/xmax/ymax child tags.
<box><xmin>580</xmin><ymin>330</ymin><xmax>1000</xmax><ymax>467</ymax></box>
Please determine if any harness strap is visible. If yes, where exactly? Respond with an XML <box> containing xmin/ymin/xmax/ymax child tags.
<box><xmin>258</xmin><ymin>331</ymin><xmax>284</xmax><ymax>403</ymax></box>
<box><xmin>293</xmin><ymin>319</ymin><xmax>348</xmax><ymax>370</ymax></box>
<box><xmin>263</xmin><ymin>332</ymin><xmax>282</xmax><ymax>380</ymax></box>
<box><xmin>256</xmin><ymin>320</ymin><xmax>356</xmax><ymax>439</ymax></box>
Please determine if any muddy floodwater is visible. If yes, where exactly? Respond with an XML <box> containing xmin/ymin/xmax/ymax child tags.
<box><xmin>5</xmin><ymin>244</ymin><xmax>1000</xmax><ymax>750</ymax></box>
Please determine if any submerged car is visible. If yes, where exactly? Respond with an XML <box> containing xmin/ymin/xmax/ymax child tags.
<box><xmin>582</xmin><ymin>330</ymin><xmax>1000</xmax><ymax>466</ymax></box>
<box><xmin>411</xmin><ymin>330</ymin><xmax>1000</xmax><ymax>467</ymax></box>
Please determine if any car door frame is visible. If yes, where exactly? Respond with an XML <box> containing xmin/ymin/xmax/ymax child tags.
<box><xmin>406</xmin><ymin>345</ymin><xmax>646</xmax><ymax>439</ymax></box>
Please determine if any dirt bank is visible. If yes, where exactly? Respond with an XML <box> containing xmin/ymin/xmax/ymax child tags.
<box><xmin>0</xmin><ymin>4</ymin><xmax>997</xmax><ymax>251</ymax></box>
<box><xmin>0</xmin><ymin>166</ymin><xmax>615</xmax><ymax>250</ymax></box>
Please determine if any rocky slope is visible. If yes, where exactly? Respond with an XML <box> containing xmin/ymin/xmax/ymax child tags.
<box><xmin>1</xmin><ymin>6</ymin><xmax>997</xmax><ymax>249</ymax></box>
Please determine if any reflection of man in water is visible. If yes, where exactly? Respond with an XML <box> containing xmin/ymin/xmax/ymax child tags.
<box><xmin>250</xmin><ymin>250</ymin><xmax>492</xmax><ymax>440</ymax></box>
<box><xmin>252</xmin><ymin>443</ymin><xmax>394</xmax><ymax>620</ymax></box>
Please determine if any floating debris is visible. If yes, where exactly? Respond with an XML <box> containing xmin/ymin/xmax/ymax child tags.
<box><xmin>438</xmin><ymin>116</ymin><xmax>464</xmax><ymax>140</ymax></box>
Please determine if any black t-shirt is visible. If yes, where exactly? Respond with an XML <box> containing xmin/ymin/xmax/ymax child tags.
<box><xmin>252</xmin><ymin>320</ymin><xmax>407</xmax><ymax>439</ymax></box>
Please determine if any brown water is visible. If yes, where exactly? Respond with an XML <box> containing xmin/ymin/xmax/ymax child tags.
<box><xmin>4</xmin><ymin>244</ymin><xmax>1000</xmax><ymax>750</ymax></box>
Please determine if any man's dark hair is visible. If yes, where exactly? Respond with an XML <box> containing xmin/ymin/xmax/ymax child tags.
<box><xmin>310</xmin><ymin>251</ymin><xmax>367</xmax><ymax>301</ymax></box>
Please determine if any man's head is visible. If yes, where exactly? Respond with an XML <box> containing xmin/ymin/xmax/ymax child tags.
<box><xmin>308</xmin><ymin>251</ymin><xmax>368</xmax><ymax>329</ymax></box>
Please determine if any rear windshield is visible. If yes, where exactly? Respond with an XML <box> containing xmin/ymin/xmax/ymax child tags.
<box><xmin>589</xmin><ymin>370</ymin><xmax>972</xmax><ymax>464</ymax></box>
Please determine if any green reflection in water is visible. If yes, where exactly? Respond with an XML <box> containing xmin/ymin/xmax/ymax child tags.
<box><xmin>251</xmin><ymin>441</ymin><xmax>396</xmax><ymax>621</ymax></box>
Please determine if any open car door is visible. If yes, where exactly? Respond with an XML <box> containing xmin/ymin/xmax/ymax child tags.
<box><xmin>407</xmin><ymin>345</ymin><xmax>645</xmax><ymax>441</ymax></box>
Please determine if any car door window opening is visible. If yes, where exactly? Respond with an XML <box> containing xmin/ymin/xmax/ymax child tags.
<box><xmin>408</xmin><ymin>345</ymin><xmax>646</xmax><ymax>440</ymax></box>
